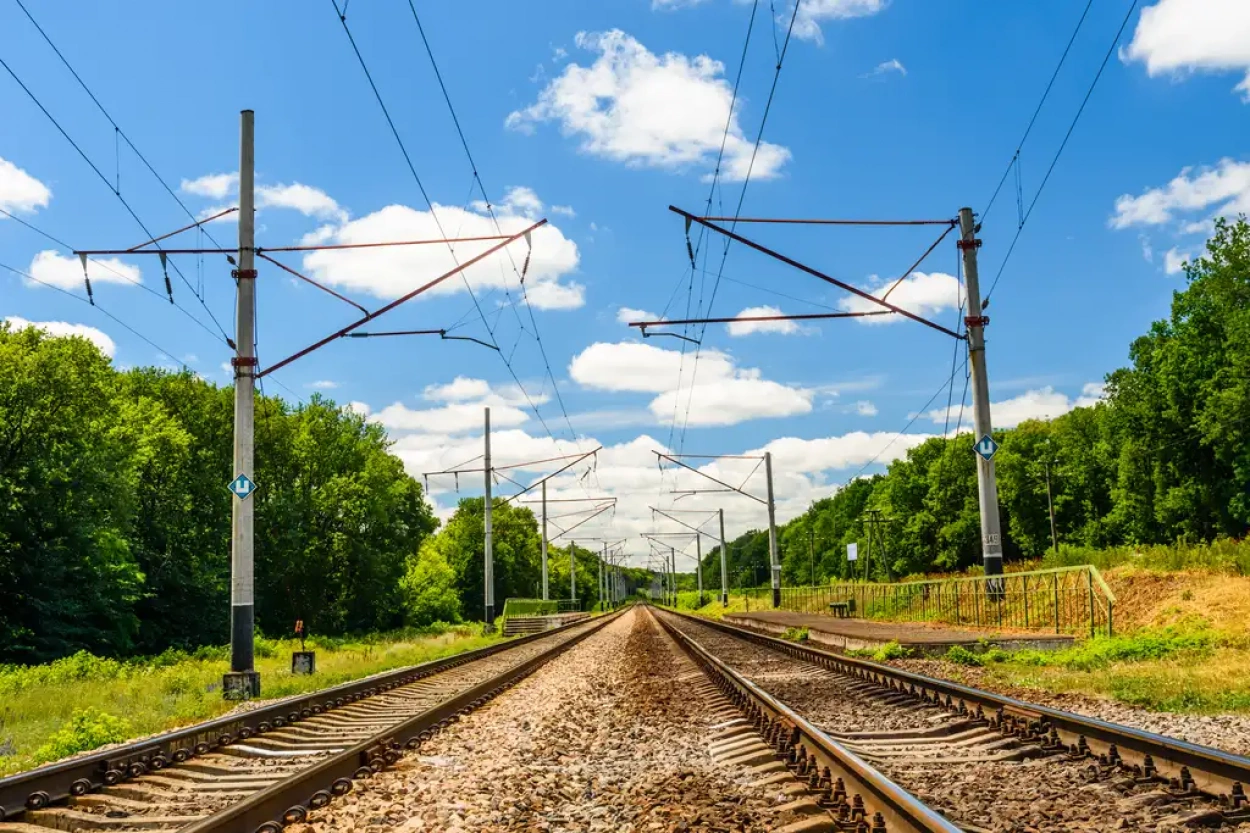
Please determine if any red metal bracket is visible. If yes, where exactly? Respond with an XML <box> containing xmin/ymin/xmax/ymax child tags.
<box><xmin>964</xmin><ymin>315</ymin><xmax>990</xmax><ymax>329</ymax></box>
<box><xmin>230</xmin><ymin>357</ymin><xmax>259</xmax><ymax>367</ymax></box>
<box><xmin>231</xmin><ymin>269</ymin><xmax>258</xmax><ymax>280</ymax></box>
<box><xmin>956</xmin><ymin>238</ymin><xmax>982</xmax><ymax>251</ymax></box>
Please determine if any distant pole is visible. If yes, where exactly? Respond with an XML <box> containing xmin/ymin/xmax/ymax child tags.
<box><xmin>600</xmin><ymin>543</ymin><xmax>606</xmax><ymax>611</ymax></box>
<box><xmin>695</xmin><ymin>534</ymin><xmax>704</xmax><ymax>607</ymax></box>
<box><xmin>959</xmin><ymin>206</ymin><xmax>1004</xmax><ymax>594</ymax></box>
<box><xmin>570</xmin><ymin>541</ymin><xmax>576</xmax><ymax>606</ymax></box>
<box><xmin>226</xmin><ymin>109</ymin><xmax>259</xmax><ymax>700</ymax></box>
<box><xmin>670</xmin><ymin>547</ymin><xmax>677</xmax><ymax>606</ymax></box>
<box><xmin>1044</xmin><ymin>459</ymin><xmax>1058</xmax><ymax>554</ymax></box>
<box><xmin>540</xmin><ymin>480</ymin><xmax>549</xmax><ymax>601</ymax></box>
<box><xmin>718</xmin><ymin>509</ymin><xmax>729</xmax><ymax>606</ymax></box>
<box><xmin>765</xmin><ymin>451</ymin><xmax>780</xmax><ymax>608</ymax></box>
<box><xmin>483</xmin><ymin>407</ymin><xmax>495</xmax><ymax>627</ymax></box>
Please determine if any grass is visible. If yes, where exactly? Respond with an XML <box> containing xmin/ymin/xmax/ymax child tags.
<box><xmin>781</xmin><ymin>627</ymin><xmax>810</xmax><ymax>643</ymax></box>
<box><xmin>0</xmin><ymin>624</ymin><xmax>501</xmax><ymax>777</ymax></box>
<box><xmin>847</xmin><ymin>640</ymin><xmax>913</xmax><ymax>662</ymax></box>
<box><xmin>924</xmin><ymin>620</ymin><xmax>1250</xmax><ymax>713</ymax></box>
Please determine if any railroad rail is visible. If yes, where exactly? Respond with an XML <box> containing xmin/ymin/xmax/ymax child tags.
<box><xmin>658</xmin><ymin>608</ymin><xmax>1250</xmax><ymax>827</ymax></box>
<box><xmin>0</xmin><ymin>611</ymin><xmax>621</xmax><ymax>832</ymax></box>
<box><xmin>652</xmin><ymin>607</ymin><xmax>960</xmax><ymax>832</ymax></box>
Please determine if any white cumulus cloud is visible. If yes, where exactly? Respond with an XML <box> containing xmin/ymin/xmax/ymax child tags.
<box><xmin>928</xmin><ymin>383</ymin><xmax>1105</xmax><ymax>429</ymax></box>
<box><xmin>616</xmin><ymin>306</ymin><xmax>656</xmax><ymax>325</ymax></box>
<box><xmin>1123</xmin><ymin>0</ymin><xmax>1250</xmax><ymax>101</ymax></box>
<box><xmin>726</xmin><ymin>305</ymin><xmax>803</xmax><ymax>336</ymax></box>
<box><xmin>863</xmin><ymin>58</ymin><xmax>906</xmax><ymax>78</ymax></box>
<box><xmin>257</xmin><ymin>183</ymin><xmax>347</xmax><ymax>222</ymax></box>
<box><xmin>1110</xmin><ymin>159</ymin><xmax>1250</xmax><ymax>229</ymax></box>
<box><xmin>838</xmin><ymin>272</ymin><xmax>960</xmax><ymax>323</ymax></box>
<box><xmin>854</xmin><ymin>400</ymin><xmax>878</xmax><ymax>416</ymax></box>
<box><xmin>25</xmin><ymin>250</ymin><xmax>141</xmax><ymax>290</ymax></box>
<box><xmin>569</xmin><ymin>341</ymin><xmax>811</xmax><ymax>426</ymax></box>
<box><xmin>181</xmin><ymin>172</ymin><xmax>238</xmax><ymax>199</ymax></box>
<box><xmin>307</xmin><ymin>380</ymin><xmax>338</xmax><ymax>390</ymax></box>
<box><xmin>506</xmin><ymin>30</ymin><xmax>791</xmax><ymax>182</ymax></box>
<box><xmin>301</xmin><ymin>194</ymin><xmax>582</xmax><ymax>310</ymax></box>
<box><xmin>0</xmin><ymin>157</ymin><xmax>51</xmax><ymax>214</ymax></box>
<box><xmin>1164</xmin><ymin>247</ymin><xmax>1192</xmax><ymax>275</ymax></box>
<box><xmin>4</xmin><ymin>316</ymin><xmax>116</xmax><ymax>357</ymax></box>
<box><xmin>792</xmin><ymin>0</ymin><xmax>889</xmax><ymax>45</ymax></box>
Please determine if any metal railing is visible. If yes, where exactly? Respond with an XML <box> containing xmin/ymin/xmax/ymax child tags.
<box><xmin>772</xmin><ymin>565</ymin><xmax>1115</xmax><ymax>636</ymax></box>
<box><xmin>500</xmin><ymin>598</ymin><xmax>559</xmax><ymax>618</ymax></box>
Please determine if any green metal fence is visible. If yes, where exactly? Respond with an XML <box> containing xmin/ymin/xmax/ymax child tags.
<box><xmin>500</xmin><ymin>598</ymin><xmax>559</xmax><ymax>618</ymax></box>
<box><xmin>765</xmin><ymin>565</ymin><xmax>1115</xmax><ymax>636</ymax></box>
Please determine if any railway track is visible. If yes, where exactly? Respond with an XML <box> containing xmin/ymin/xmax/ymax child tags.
<box><xmin>656</xmin><ymin>608</ymin><xmax>1250</xmax><ymax>831</ymax></box>
<box><xmin>0</xmin><ymin>612</ymin><xmax>618</xmax><ymax>833</ymax></box>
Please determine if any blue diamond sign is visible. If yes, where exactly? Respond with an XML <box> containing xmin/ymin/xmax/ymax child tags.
<box><xmin>228</xmin><ymin>473</ymin><xmax>257</xmax><ymax>500</ymax></box>
<box><xmin>973</xmin><ymin>434</ymin><xmax>999</xmax><ymax>462</ymax></box>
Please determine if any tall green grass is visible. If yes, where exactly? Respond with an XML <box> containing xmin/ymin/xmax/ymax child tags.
<box><xmin>1040</xmin><ymin>538</ymin><xmax>1250</xmax><ymax>575</ymax></box>
<box><xmin>0</xmin><ymin>625</ymin><xmax>498</xmax><ymax>777</ymax></box>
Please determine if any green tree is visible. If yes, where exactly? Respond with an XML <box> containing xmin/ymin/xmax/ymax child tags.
<box><xmin>400</xmin><ymin>538</ymin><xmax>461</xmax><ymax>626</ymax></box>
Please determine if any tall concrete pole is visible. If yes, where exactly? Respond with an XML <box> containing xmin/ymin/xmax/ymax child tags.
<box><xmin>599</xmin><ymin>544</ymin><xmax>605</xmax><ymax>610</ymax></box>
<box><xmin>225</xmin><ymin>109</ymin><xmax>259</xmax><ymax>700</ymax></box>
<box><xmin>570</xmin><ymin>541</ymin><xmax>576</xmax><ymax>605</ymax></box>
<box><xmin>958</xmin><ymin>207</ymin><xmax>1004</xmax><ymax>593</ymax></box>
<box><xmin>670</xmin><ymin>547</ymin><xmax>677</xmax><ymax>606</ymax></box>
<box><xmin>540</xmin><ymin>480</ymin><xmax>549</xmax><ymax>601</ymax></box>
<box><xmin>765</xmin><ymin>451</ymin><xmax>780</xmax><ymax>608</ymax></box>
<box><xmin>484</xmin><ymin>408</ymin><xmax>495</xmax><ymax>627</ymax></box>
<box><xmin>718</xmin><ymin>509</ymin><xmax>729</xmax><ymax>606</ymax></box>
<box><xmin>695</xmin><ymin>534</ymin><xmax>704</xmax><ymax>607</ymax></box>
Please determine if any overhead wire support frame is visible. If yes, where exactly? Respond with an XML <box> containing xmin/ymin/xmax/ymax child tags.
<box><xmin>669</xmin><ymin>206</ymin><xmax>964</xmax><ymax>341</ymax></box>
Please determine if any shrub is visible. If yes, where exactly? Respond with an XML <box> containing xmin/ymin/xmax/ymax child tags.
<box><xmin>945</xmin><ymin>645</ymin><xmax>983</xmax><ymax>666</ymax></box>
<box><xmin>781</xmin><ymin>627</ymin><xmax>809</xmax><ymax>642</ymax></box>
<box><xmin>34</xmin><ymin>709</ymin><xmax>131</xmax><ymax>764</ymax></box>
<box><xmin>872</xmin><ymin>641</ymin><xmax>912</xmax><ymax>661</ymax></box>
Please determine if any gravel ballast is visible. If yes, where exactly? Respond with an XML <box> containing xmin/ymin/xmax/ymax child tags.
<box><xmin>290</xmin><ymin>608</ymin><xmax>811</xmax><ymax>832</ymax></box>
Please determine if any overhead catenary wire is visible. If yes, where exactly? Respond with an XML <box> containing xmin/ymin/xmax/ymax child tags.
<box><xmin>983</xmin><ymin>0</ymin><xmax>1141</xmax><ymax>303</ymax></box>
<box><xmin>328</xmin><ymin>1</ymin><xmax>569</xmax><ymax>457</ymax></box>
<box><xmin>0</xmin><ymin>54</ymin><xmax>234</xmax><ymax>346</ymax></box>
<box><xmin>405</xmin><ymin>1</ymin><xmax>595</xmax><ymax>486</ymax></box>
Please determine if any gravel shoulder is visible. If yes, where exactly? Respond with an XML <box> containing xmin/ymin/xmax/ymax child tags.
<box><xmin>290</xmin><ymin>608</ymin><xmax>807</xmax><ymax>832</ymax></box>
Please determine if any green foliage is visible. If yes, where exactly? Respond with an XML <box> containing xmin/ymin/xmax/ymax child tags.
<box><xmin>871</xmin><ymin>640</ymin><xmax>912</xmax><ymax>661</ymax></box>
<box><xmin>34</xmin><ymin>708</ymin><xmax>131</xmax><ymax>763</ymax></box>
<box><xmin>944</xmin><ymin>645</ymin><xmax>984</xmax><ymax>666</ymax></box>
<box><xmin>781</xmin><ymin>627</ymin><xmax>809</xmax><ymax>642</ymax></box>
<box><xmin>0</xmin><ymin>324</ymin><xmax>437</xmax><ymax>663</ymax></box>
<box><xmin>401</xmin><ymin>539</ymin><xmax>462</xmax><ymax>627</ymax></box>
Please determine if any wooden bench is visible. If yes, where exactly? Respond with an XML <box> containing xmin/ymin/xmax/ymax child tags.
<box><xmin>829</xmin><ymin>598</ymin><xmax>856</xmax><ymax>618</ymax></box>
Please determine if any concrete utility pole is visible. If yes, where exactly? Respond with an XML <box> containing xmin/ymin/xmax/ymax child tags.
<box><xmin>225</xmin><ymin>109</ymin><xmax>260</xmax><ymax>700</ymax></box>
<box><xmin>695</xmin><ymin>535</ymin><xmax>704</xmax><ymax>606</ymax></box>
<box><xmin>958</xmin><ymin>206</ymin><xmax>1004</xmax><ymax>593</ymax></box>
<box><xmin>600</xmin><ymin>544</ymin><xmax>607</xmax><ymax>610</ymax></box>
<box><xmin>718</xmin><ymin>509</ymin><xmax>729</xmax><ymax>606</ymax></box>
<box><xmin>670</xmin><ymin>547</ymin><xmax>677</xmax><ymax>606</ymax></box>
<box><xmin>765</xmin><ymin>451</ymin><xmax>780</xmax><ymax>608</ymax></box>
<box><xmin>540</xmin><ymin>481</ymin><xmax>549</xmax><ymax>601</ymax></box>
<box><xmin>570</xmin><ymin>542</ymin><xmax>576</xmax><ymax>606</ymax></box>
<box><xmin>483</xmin><ymin>408</ymin><xmax>495</xmax><ymax>628</ymax></box>
<box><xmin>809</xmin><ymin>528</ymin><xmax>815</xmax><ymax>587</ymax></box>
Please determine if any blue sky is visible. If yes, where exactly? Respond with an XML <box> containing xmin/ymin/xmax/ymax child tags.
<box><xmin>3</xmin><ymin>0</ymin><xmax>1248</xmax><ymax>565</ymax></box>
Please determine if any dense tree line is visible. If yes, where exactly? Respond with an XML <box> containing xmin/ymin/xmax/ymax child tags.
<box><xmin>0</xmin><ymin>327</ymin><xmax>436</xmax><ymax>664</ymax></box>
<box><xmin>701</xmin><ymin>218</ymin><xmax>1250</xmax><ymax>588</ymax></box>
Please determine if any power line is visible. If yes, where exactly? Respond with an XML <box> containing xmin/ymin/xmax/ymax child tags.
<box><xmin>0</xmin><ymin>54</ymin><xmax>233</xmax><ymax>346</ymax></box>
<box><xmin>327</xmin><ymin>0</ymin><xmax>568</xmax><ymax>455</ymax></box>
<box><xmin>980</xmin><ymin>0</ymin><xmax>1096</xmax><ymax>225</ymax></box>
<box><xmin>0</xmin><ymin>207</ymin><xmax>232</xmax><ymax>346</ymax></box>
<box><xmin>674</xmin><ymin>0</ymin><xmax>803</xmax><ymax>455</ymax></box>
<box><xmin>405</xmin><ymin>2</ymin><xmax>589</xmax><ymax>459</ymax></box>
<box><xmin>11</xmin><ymin>0</ymin><xmax>228</xmax><ymax>253</ymax></box>
<box><xmin>0</xmin><ymin>260</ymin><xmax>189</xmax><ymax>370</ymax></box>
<box><xmin>984</xmin><ymin>0</ymin><xmax>1140</xmax><ymax>303</ymax></box>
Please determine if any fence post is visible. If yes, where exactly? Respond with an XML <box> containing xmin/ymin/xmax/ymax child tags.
<box><xmin>954</xmin><ymin>582</ymin><xmax>960</xmax><ymax>624</ymax></box>
<box><xmin>1087</xmin><ymin>568</ymin><xmax>1096</xmax><ymax>639</ymax></box>
<box><xmin>1053</xmin><ymin>571</ymin><xmax>1060</xmax><ymax>634</ymax></box>
<box><xmin>1023</xmin><ymin>574</ymin><xmax>1030</xmax><ymax>629</ymax></box>
<box><xmin>974</xmin><ymin>581</ymin><xmax>981</xmax><ymax>626</ymax></box>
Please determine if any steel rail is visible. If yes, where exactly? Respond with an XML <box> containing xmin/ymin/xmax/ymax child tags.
<box><xmin>651</xmin><ymin>608</ymin><xmax>959</xmax><ymax>833</ymax></box>
<box><xmin>0</xmin><ymin>613</ymin><xmax>606</xmax><ymax>825</ymax></box>
<box><xmin>184</xmin><ymin>610</ymin><xmax>624</xmax><ymax>833</ymax></box>
<box><xmin>665</xmin><ymin>609</ymin><xmax>1250</xmax><ymax>806</ymax></box>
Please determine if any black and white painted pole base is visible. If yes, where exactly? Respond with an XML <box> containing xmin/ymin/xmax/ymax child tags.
<box><xmin>291</xmin><ymin>651</ymin><xmax>316</xmax><ymax>675</ymax></box>
<box><xmin>223</xmin><ymin>671</ymin><xmax>261</xmax><ymax>700</ymax></box>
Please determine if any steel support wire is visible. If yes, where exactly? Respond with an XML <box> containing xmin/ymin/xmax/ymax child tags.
<box><xmin>652</xmin><ymin>609</ymin><xmax>959</xmax><ymax>832</ymax></box>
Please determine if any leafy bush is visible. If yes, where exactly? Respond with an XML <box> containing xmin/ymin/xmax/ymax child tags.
<box><xmin>870</xmin><ymin>641</ymin><xmax>911</xmax><ymax>661</ymax></box>
<box><xmin>781</xmin><ymin>627</ymin><xmax>809</xmax><ymax>642</ymax></box>
<box><xmin>945</xmin><ymin>645</ymin><xmax>984</xmax><ymax>666</ymax></box>
<box><xmin>34</xmin><ymin>709</ymin><xmax>131</xmax><ymax>763</ymax></box>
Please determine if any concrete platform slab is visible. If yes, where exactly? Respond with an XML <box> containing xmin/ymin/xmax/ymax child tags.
<box><xmin>723</xmin><ymin>611</ymin><xmax>1073</xmax><ymax>656</ymax></box>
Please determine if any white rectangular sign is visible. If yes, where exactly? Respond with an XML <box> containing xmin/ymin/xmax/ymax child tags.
<box><xmin>846</xmin><ymin>542</ymin><xmax>858</xmax><ymax>562</ymax></box>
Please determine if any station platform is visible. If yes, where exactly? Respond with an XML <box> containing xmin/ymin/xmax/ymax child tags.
<box><xmin>722</xmin><ymin>610</ymin><xmax>1073</xmax><ymax>656</ymax></box>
